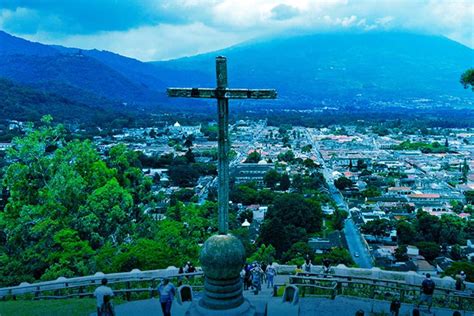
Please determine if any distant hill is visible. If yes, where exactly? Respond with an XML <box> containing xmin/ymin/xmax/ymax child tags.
<box><xmin>0</xmin><ymin>30</ymin><xmax>472</xmax><ymax>116</ymax></box>
<box><xmin>152</xmin><ymin>32</ymin><xmax>474</xmax><ymax>105</ymax></box>
<box><xmin>0</xmin><ymin>78</ymin><xmax>119</xmax><ymax>124</ymax></box>
<box><xmin>0</xmin><ymin>31</ymin><xmax>168</xmax><ymax>108</ymax></box>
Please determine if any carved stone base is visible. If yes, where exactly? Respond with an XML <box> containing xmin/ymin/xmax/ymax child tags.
<box><xmin>186</xmin><ymin>297</ymin><xmax>257</xmax><ymax>316</ymax></box>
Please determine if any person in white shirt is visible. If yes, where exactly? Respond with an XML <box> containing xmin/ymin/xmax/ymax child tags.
<box><xmin>302</xmin><ymin>259</ymin><xmax>313</xmax><ymax>275</ymax></box>
<box><xmin>94</xmin><ymin>278</ymin><xmax>114</xmax><ymax>316</ymax></box>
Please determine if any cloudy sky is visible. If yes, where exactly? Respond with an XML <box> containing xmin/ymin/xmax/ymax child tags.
<box><xmin>1</xmin><ymin>0</ymin><xmax>473</xmax><ymax>61</ymax></box>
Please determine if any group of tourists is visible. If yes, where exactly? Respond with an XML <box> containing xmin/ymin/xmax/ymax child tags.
<box><xmin>177</xmin><ymin>261</ymin><xmax>197</xmax><ymax>285</ymax></box>
<box><xmin>241</xmin><ymin>261</ymin><xmax>277</xmax><ymax>294</ymax></box>
<box><xmin>389</xmin><ymin>272</ymin><xmax>466</xmax><ymax>316</ymax></box>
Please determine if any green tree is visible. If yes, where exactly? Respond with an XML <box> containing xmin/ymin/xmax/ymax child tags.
<box><xmin>334</xmin><ymin>177</ymin><xmax>353</xmax><ymax>190</ymax></box>
<box><xmin>301</xmin><ymin>144</ymin><xmax>312</xmax><ymax>153</ymax></box>
<box><xmin>42</xmin><ymin>228</ymin><xmax>94</xmax><ymax>280</ymax></box>
<box><xmin>230</xmin><ymin>183</ymin><xmax>258</xmax><ymax>205</ymax></box>
<box><xmin>264</xmin><ymin>169</ymin><xmax>280</xmax><ymax>189</ymax></box>
<box><xmin>277</xmin><ymin>150</ymin><xmax>295</xmax><ymax>163</ymax></box>
<box><xmin>394</xmin><ymin>245</ymin><xmax>408</xmax><ymax>262</ymax></box>
<box><xmin>279</xmin><ymin>173</ymin><xmax>291</xmax><ymax>191</ymax></box>
<box><xmin>77</xmin><ymin>178</ymin><xmax>134</xmax><ymax>246</ymax></box>
<box><xmin>245</xmin><ymin>151</ymin><xmax>261</xmax><ymax>163</ymax></box>
<box><xmin>248</xmin><ymin>244</ymin><xmax>276</xmax><ymax>264</ymax></box>
<box><xmin>361</xmin><ymin>186</ymin><xmax>381</xmax><ymax>198</ymax></box>
<box><xmin>259</xmin><ymin>193</ymin><xmax>322</xmax><ymax>257</ymax></box>
<box><xmin>396</xmin><ymin>221</ymin><xmax>416</xmax><ymax>245</ymax></box>
<box><xmin>0</xmin><ymin>118</ymin><xmax>158</xmax><ymax>285</ymax></box>
<box><xmin>168</xmin><ymin>164</ymin><xmax>199</xmax><ymax>187</ymax></box>
<box><xmin>282</xmin><ymin>241</ymin><xmax>314</xmax><ymax>263</ymax></box>
<box><xmin>450</xmin><ymin>244</ymin><xmax>464</xmax><ymax>260</ymax></box>
<box><xmin>332</xmin><ymin>209</ymin><xmax>348</xmax><ymax>231</ymax></box>
<box><xmin>445</xmin><ymin>261</ymin><xmax>474</xmax><ymax>282</ymax></box>
<box><xmin>460</xmin><ymin>68</ymin><xmax>474</xmax><ymax>91</ymax></box>
<box><xmin>416</xmin><ymin>242</ymin><xmax>440</xmax><ymax>261</ymax></box>
<box><xmin>462</xmin><ymin>158</ymin><xmax>470</xmax><ymax>183</ymax></box>
<box><xmin>184</xmin><ymin>135</ymin><xmax>194</xmax><ymax>148</ymax></box>
<box><xmin>361</xmin><ymin>219</ymin><xmax>392</xmax><ymax>240</ymax></box>
<box><xmin>184</xmin><ymin>148</ymin><xmax>195</xmax><ymax>163</ymax></box>
<box><xmin>315</xmin><ymin>247</ymin><xmax>354</xmax><ymax>266</ymax></box>
<box><xmin>466</xmin><ymin>191</ymin><xmax>474</xmax><ymax>205</ymax></box>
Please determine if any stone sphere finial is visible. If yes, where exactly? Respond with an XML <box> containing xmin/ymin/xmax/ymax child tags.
<box><xmin>200</xmin><ymin>234</ymin><xmax>245</xmax><ymax>279</ymax></box>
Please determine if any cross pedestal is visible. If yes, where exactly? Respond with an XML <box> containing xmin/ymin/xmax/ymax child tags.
<box><xmin>167</xmin><ymin>56</ymin><xmax>277</xmax><ymax>315</ymax></box>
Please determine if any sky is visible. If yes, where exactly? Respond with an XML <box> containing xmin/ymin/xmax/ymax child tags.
<box><xmin>1</xmin><ymin>0</ymin><xmax>473</xmax><ymax>61</ymax></box>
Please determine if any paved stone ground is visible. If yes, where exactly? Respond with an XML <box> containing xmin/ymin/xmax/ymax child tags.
<box><xmin>99</xmin><ymin>296</ymin><xmax>470</xmax><ymax>316</ymax></box>
<box><xmin>90</xmin><ymin>276</ymin><xmax>471</xmax><ymax>316</ymax></box>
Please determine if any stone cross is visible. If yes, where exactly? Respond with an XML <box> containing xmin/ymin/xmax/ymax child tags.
<box><xmin>167</xmin><ymin>56</ymin><xmax>277</xmax><ymax>234</ymax></box>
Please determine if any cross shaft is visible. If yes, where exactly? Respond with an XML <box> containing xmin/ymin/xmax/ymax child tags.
<box><xmin>167</xmin><ymin>56</ymin><xmax>277</xmax><ymax>234</ymax></box>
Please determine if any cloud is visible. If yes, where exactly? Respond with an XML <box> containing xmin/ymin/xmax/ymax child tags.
<box><xmin>1</xmin><ymin>0</ymin><xmax>472</xmax><ymax>61</ymax></box>
<box><xmin>271</xmin><ymin>4</ymin><xmax>300</xmax><ymax>20</ymax></box>
<box><xmin>24</xmin><ymin>22</ymin><xmax>251</xmax><ymax>61</ymax></box>
<box><xmin>0</xmin><ymin>0</ymin><xmax>201</xmax><ymax>34</ymax></box>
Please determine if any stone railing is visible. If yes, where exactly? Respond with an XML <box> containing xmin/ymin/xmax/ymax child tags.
<box><xmin>288</xmin><ymin>274</ymin><xmax>474</xmax><ymax>311</ymax></box>
<box><xmin>272</xmin><ymin>264</ymin><xmax>473</xmax><ymax>290</ymax></box>
<box><xmin>0</xmin><ymin>267</ymin><xmax>203</xmax><ymax>300</ymax></box>
<box><xmin>2</xmin><ymin>263</ymin><xmax>471</xmax><ymax>300</ymax></box>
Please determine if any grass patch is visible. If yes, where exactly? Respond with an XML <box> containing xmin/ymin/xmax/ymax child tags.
<box><xmin>0</xmin><ymin>298</ymin><xmax>98</xmax><ymax>316</ymax></box>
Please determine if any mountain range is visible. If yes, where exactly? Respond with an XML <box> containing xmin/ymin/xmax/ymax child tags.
<box><xmin>0</xmin><ymin>30</ymin><xmax>472</xmax><ymax>122</ymax></box>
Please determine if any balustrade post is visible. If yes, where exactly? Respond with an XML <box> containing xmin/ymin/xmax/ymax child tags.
<box><xmin>370</xmin><ymin>280</ymin><xmax>376</xmax><ymax>299</ymax></box>
<box><xmin>150</xmin><ymin>279</ymin><xmax>157</xmax><ymax>298</ymax></box>
<box><xmin>336</xmin><ymin>281</ymin><xmax>342</xmax><ymax>296</ymax></box>
<box><xmin>126</xmin><ymin>281</ymin><xmax>131</xmax><ymax>301</ymax></box>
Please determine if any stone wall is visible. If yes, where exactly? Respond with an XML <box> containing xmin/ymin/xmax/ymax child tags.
<box><xmin>273</xmin><ymin>263</ymin><xmax>469</xmax><ymax>290</ymax></box>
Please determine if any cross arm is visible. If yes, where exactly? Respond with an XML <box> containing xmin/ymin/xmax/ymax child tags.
<box><xmin>167</xmin><ymin>88</ymin><xmax>277</xmax><ymax>99</ymax></box>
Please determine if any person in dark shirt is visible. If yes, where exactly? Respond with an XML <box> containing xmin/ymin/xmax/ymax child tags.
<box><xmin>390</xmin><ymin>298</ymin><xmax>401</xmax><ymax>316</ymax></box>
<box><xmin>416</xmin><ymin>273</ymin><xmax>435</xmax><ymax>313</ymax></box>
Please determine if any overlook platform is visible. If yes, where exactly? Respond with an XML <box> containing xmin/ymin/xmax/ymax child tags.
<box><xmin>2</xmin><ymin>265</ymin><xmax>472</xmax><ymax>316</ymax></box>
<box><xmin>108</xmin><ymin>295</ymin><xmax>464</xmax><ymax>316</ymax></box>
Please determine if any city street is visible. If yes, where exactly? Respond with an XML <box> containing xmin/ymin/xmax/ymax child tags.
<box><xmin>307</xmin><ymin>128</ymin><xmax>373</xmax><ymax>269</ymax></box>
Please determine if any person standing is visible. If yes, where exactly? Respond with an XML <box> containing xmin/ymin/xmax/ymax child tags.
<box><xmin>417</xmin><ymin>273</ymin><xmax>435</xmax><ymax>313</ymax></box>
<box><xmin>455</xmin><ymin>275</ymin><xmax>465</xmax><ymax>291</ymax></box>
<box><xmin>390</xmin><ymin>298</ymin><xmax>401</xmax><ymax>316</ymax></box>
<box><xmin>94</xmin><ymin>278</ymin><xmax>115</xmax><ymax>316</ymax></box>
<box><xmin>323</xmin><ymin>258</ymin><xmax>331</xmax><ymax>274</ymax></box>
<box><xmin>302</xmin><ymin>259</ymin><xmax>312</xmax><ymax>275</ymax></box>
<box><xmin>266</xmin><ymin>263</ymin><xmax>277</xmax><ymax>289</ymax></box>
<box><xmin>184</xmin><ymin>261</ymin><xmax>190</xmax><ymax>273</ymax></box>
<box><xmin>244</xmin><ymin>264</ymin><xmax>252</xmax><ymax>290</ymax></box>
<box><xmin>158</xmin><ymin>278</ymin><xmax>176</xmax><ymax>316</ymax></box>
<box><xmin>261</xmin><ymin>262</ymin><xmax>268</xmax><ymax>285</ymax></box>
<box><xmin>295</xmin><ymin>265</ymin><xmax>304</xmax><ymax>274</ymax></box>
<box><xmin>251</xmin><ymin>263</ymin><xmax>264</xmax><ymax>295</ymax></box>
